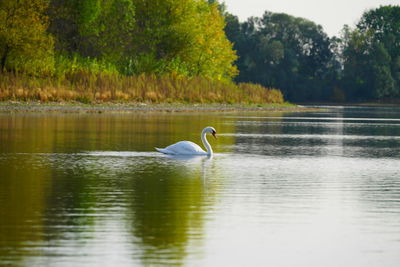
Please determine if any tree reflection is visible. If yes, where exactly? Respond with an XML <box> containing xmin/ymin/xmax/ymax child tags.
<box><xmin>0</xmin><ymin>112</ymin><xmax>229</xmax><ymax>266</ymax></box>
<box><xmin>126</xmin><ymin>156</ymin><xmax>217</xmax><ymax>266</ymax></box>
<box><xmin>0</xmin><ymin>155</ymin><xmax>51</xmax><ymax>264</ymax></box>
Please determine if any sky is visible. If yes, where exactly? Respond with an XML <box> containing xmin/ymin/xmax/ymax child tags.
<box><xmin>223</xmin><ymin>0</ymin><xmax>399</xmax><ymax>37</ymax></box>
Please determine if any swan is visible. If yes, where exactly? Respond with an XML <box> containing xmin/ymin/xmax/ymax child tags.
<box><xmin>155</xmin><ymin>126</ymin><xmax>217</xmax><ymax>156</ymax></box>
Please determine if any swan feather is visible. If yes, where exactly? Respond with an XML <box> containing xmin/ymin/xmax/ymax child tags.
<box><xmin>156</xmin><ymin>141</ymin><xmax>206</xmax><ymax>155</ymax></box>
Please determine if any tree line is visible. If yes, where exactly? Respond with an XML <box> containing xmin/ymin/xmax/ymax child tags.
<box><xmin>224</xmin><ymin>4</ymin><xmax>400</xmax><ymax>102</ymax></box>
<box><xmin>0</xmin><ymin>1</ymin><xmax>399</xmax><ymax>103</ymax></box>
<box><xmin>0</xmin><ymin>0</ymin><xmax>237</xmax><ymax>80</ymax></box>
<box><xmin>0</xmin><ymin>0</ymin><xmax>286</xmax><ymax>104</ymax></box>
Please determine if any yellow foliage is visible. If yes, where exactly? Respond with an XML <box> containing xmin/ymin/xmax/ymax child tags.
<box><xmin>0</xmin><ymin>0</ymin><xmax>54</xmax><ymax>73</ymax></box>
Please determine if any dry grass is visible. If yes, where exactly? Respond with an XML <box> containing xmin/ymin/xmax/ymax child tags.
<box><xmin>0</xmin><ymin>72</ymin><xmax>284</xmax><ymax>104</ymax></box>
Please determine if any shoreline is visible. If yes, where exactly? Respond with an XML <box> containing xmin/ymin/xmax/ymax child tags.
<box><xmin>0</xmin><ymin>102</ymin><xmax>318</xmax><ymax>113</ymax></box>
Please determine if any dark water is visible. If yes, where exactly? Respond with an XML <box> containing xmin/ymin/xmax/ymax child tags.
<box><xmin>0</xmin><ymin>106</ymin><xmax>399</xmax><ymax>266</ymax></box>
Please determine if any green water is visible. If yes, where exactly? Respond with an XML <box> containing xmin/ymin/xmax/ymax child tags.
<box><xmin>0</xmin><ymin>107</ymin><xmax>400</xmax><ymax>266</ymax></box>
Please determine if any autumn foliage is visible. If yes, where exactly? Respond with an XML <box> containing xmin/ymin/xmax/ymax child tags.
<box><xmin>0</xmin><ymin>0</ymin><xmax>284</xmax><ymax>104</ymax></box>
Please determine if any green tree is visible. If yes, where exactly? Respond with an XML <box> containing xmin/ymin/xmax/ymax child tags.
<box><xmin>129</xmin><ymin>0</ymin><xmax>198</xmax><ymax>74</ymax></box>
<box><xmin>48</xmin><ymin>0</ymin><xmax>135</xmax><ymax>72</ymax></box>
<box><xmin>0</xmin><ymin>0</ymin><xmax>54</xmax><ymax>73</ymax></box>
<box><xmin>48</xmin><ymin>0</ymin><xmax>102</xmax><ymax>57</ymax></box>
<box><xmin>95</xmin><ymin>0</ymin><xmax>135</xmax><ymax>68</ymax></box>
<box><xmin>342</xmin><ymin>5</ymin><xmax>400</xmax><ymax>100</ymax></box>
<box><xmin>371</xmin><ymin>43</ymin><xmax>395</xmax><ymax>98</ymax></box>
<box><xmin>130</xmin><ymin>0</ymin><xmax>237</xmax><ymax>79</ymax></box>
<box><xmin>48</xmin><ymin>0</ymin><xmax>85</xmax><ymax>55</ymax></box>
<box><xmin>48</xmin><ymin>0</ymin><xmax>236</xmax><ymax>79</ymax></box>
<box><xmin>225</xmin><ymin>11</ymin><xmax>335</xmax><ymax>101</ymax></box>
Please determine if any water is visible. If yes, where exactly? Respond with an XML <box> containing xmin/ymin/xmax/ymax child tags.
<box><xmin>0</xmin><ymin>106</ymin><xmax>399</xmax><ymax>267</ymax></box>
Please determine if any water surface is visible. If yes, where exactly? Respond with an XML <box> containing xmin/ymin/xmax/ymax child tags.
<box><xmin>0</xmin><ymin>106</ymin><xmax>399</xmax><ymax>266</ymax></box>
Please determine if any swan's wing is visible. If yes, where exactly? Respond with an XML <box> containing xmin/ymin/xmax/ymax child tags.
<box><xmin>156</xmin><ymin>141</ymin><xmax>206</xmax><ymax>155</ymax></box>
<box><xmin>155</xmin><ymin>147</ymin><xmax>171</xmax><ymax>154</ymax></box>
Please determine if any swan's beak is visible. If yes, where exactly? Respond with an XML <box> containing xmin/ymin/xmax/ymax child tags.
<box><xmin>212</xmin><ymin>132</ymin><xmax>217</xmax><ymax>139</ymax></box>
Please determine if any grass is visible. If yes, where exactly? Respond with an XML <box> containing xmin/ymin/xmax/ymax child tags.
<box><xmin>0</xmin><ymin>71</ymin><xmax>285</xmax><ymax>104</ymax></box>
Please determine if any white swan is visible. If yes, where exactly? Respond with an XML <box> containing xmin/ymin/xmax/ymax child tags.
<box><xmin>155</xmin><ymin>126</ymin><xmax>217</xmax><ymax>156</ymax></box>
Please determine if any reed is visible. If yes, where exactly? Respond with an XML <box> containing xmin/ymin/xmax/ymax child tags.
<box><xmin>0</xmin><ymin>71</ymin><xmax>284</xmax><ymax>104</ymax></box>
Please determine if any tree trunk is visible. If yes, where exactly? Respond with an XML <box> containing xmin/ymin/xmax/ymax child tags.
<box><xmin>0</xmin><ymin>46</ymin><xmax>9</xmax><ymax>72</ymax></box>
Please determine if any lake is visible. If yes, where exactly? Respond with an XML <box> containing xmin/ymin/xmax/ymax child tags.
<box><xmin>0</xmin><ymin>106</ymin><xmax>399</xmax><ymax>267</ymax></box>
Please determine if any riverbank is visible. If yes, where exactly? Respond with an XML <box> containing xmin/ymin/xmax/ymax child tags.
<box><xmin>299</xmin><ymin>101</ymin><xmax>400</xmax><ymax>107</ymax></box>
<box><xmin>0</xmin><ymin>101</ymin><xmax>318</xmax><ymax>113</ymax></box>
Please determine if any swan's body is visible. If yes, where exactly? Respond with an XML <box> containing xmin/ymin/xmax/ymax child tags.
<box><xmin>156</xmin><ymin>141</ymin><xmax>208</xmax><ymax>155</ymax></box>
<box><xmin>155</xmin><ymin>127</ymin><xmax>216</xmax><ymax>156</ymax></box>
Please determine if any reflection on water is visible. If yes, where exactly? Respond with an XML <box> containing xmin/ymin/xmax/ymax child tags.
<box><xmin>1</xmin><ymin>106</ymin><xmax>400</xmax><ymax>266</ymax></box>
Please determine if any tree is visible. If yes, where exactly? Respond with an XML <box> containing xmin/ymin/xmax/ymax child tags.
<box><xmin>95</xmin><ymin>0</ymin><xmax>135</xmax><ymax>69</ymax></box>
<box><xmin>130</xmin><ymin>0</ymin><xmax>237</xmax><ymax>79</ymax></box>
<box><xmin>225</xmin><ymin>11</ymin><xmax>336</xmax><ymax>101</ymax></box>
<box><xmin>48</xmin><ymin>0</ymin><xmax>91</xmax><ymax>56</ymax></box>
<box><xmin>0</xmin><ymin>0</ymin><xmax>54</xmax><ymax>73</ymax></box>
<box><xmin>188</xmin><ymin>1</ymin><xmax>237</xmax><ymax>80</ymax></box>
<box><xmin>342</xmin><ymin>5</ymin><xmax>400</xmax><ymax>100</ymax></box>
<box><xmin>48</xmin><ymin>0</ymin><xmax>135</xmax><ymax>63</ymax></box>
<box><xmin>47</xmin><ymin>0</ymin><xmax>237</xmax><ymax>79</ymax></box>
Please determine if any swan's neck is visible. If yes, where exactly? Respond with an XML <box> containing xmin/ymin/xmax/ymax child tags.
<box><xmin>201</xmin><ymin>129</ymin><xmax>213</xmax><ymax>155</ymax></box>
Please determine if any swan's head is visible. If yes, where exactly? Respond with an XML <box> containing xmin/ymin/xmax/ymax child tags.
<box><xmin>204</xmin><ymin>126</ymin><xmax>217</xmax><ymax>139</ymax></box>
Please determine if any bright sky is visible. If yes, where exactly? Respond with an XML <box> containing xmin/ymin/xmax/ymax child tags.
<box><xmin>223</xmin><ymin>0</ymin><xmax>399</xmax><ymax>37</ymax></box>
